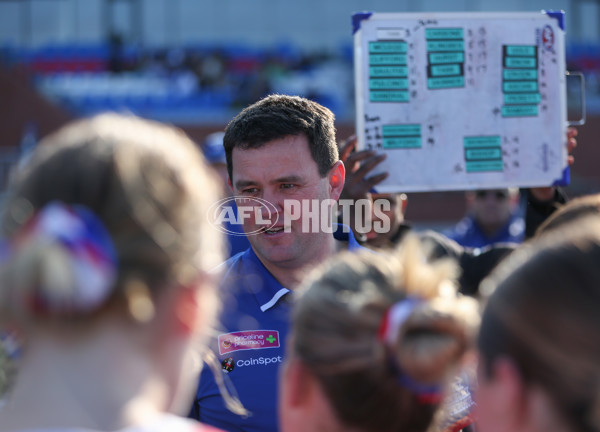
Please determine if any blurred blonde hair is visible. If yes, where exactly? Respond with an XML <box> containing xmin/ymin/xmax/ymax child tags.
<box><xmin>291</xmin><ymin>235</ymin><xmax>479</xmax><ymax>432</ymax></box>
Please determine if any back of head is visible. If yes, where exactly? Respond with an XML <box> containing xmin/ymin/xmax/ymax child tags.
<box><xmin>291</xmin><ymin>235</ymin><xmax>479</xmax><ymax>432</ymax></box>
<box><xmin>223</xmin><ymin>94</ymin><xmax>338</xmax><ymax>180</ymax></box>
<box><xmin>535</xmin><ymin>193</ymin><xmax>600</xmax><ymax>237</ymax></box>
<box><xmin>417</xmin><ymin>230</ymin><xmax>516</xmax><ymax>297</ymax></box>
<box><xmin>0</xmin><ymin>113</ymin><xmax>222</xmax><ymax>329</ymax></box>
<box><xmin>478</xmin><ymin>219</ymin><xmax>600</xmax><ymax>432</ymax></box>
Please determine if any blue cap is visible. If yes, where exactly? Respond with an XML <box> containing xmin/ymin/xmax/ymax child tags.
<box><xmin>202</xmin><ymin>132</ymin><xmax>226</xmax><ymax>164</ymax></box>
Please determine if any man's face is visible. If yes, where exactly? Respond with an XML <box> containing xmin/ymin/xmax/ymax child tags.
<box><xmin>231</xmin><ymin>135</ymin><xmax>340</xmax><ymax>269</ymax></box>
<box><xmin>468</xmin><ymin>189</ymin><xmax>515</xmax><ymax>232</ymax></box>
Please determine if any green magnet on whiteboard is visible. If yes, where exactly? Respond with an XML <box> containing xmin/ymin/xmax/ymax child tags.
<box><xmin>466</xmin><ymin>161</ymin><xmax>504</xmax><ymax>172</ymax></box>
<box><xmin>383</xmin><ymin>124</ymin><xmax>421</xmax><ymax>136</ymax></box>
<box><xmin>383</xmin><ymin>137</ymin><xmax>422</xmax><ymax>149</ymax></box>
<box><xmin>503</xmin><ymin>81</ymin><xmax>538</xmax><ymax>93</ymax></box>
<box><xmin>430</xmin><ymin>64</ymin><xmax>461</xmax><ymax>76</ymax></box>
<box><xmin>369</xmin><ymin>78</ymin><xmax>409</xmax><ymax>90</ymax></box>
<box><xmin>429</xmin><ymin>52</ymin><xmax>465</xmax><ymax>64</ymax></box>
<box><xmin>369</xmin><ymin>66</ymin><xmax>408</xmax><ymax>77</ymax></box>
<box><xmin>428</xmin><ymin>76</ymin><xmax>464</xmax><ymax>89</ymax></box>
<box><xmin>505</xmin><ymin>45</ymin><xmax>536</xmax><ymax>56</ymax></box>
<box><xmin>463</xmin><ymin>136</ymin><xmax>501</xmax><ymax>148</ymax></box>
<box><xmin>465</xmin><ymin>148</ymin><xmax>502</xmax><ymax>160</ymax></box>
<box><xmin>370</xmin><ymin>91</ymin><xmax>410</xmax><ymax>102</ymax></box>
<box><xmin>504</xmin><ymin>93</ymin><xmax>541</xmax><ymax>104</ymax></box>
<box><xmin>369</xmin><ymin>41</ymin><xmax>408</xmax><ymax>54</ymax></box>
<box><xmin>369</xmin><ymin>54</ymin><xmax>407</xmax><ymax>65</ymax></box>
<box><xmin>504</xmin><ymin>57</ymin><xmax>537</xmax><ymax>68</ymax></box>
<box><xmin>425</xmin><ymin>28</ymin><xmax>464</xmax><ymax>40</ymax></box>
<box><xmin>501</xmin><ymin>105</ymin><xmax>539</xmax><ymax>117</ymax></box>
<box><xmin>426</xmin><ymin>40</ymin><xmax>464</xmax><ymax>51</ymax></box>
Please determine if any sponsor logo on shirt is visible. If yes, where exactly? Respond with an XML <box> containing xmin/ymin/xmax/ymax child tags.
<box><xmin>221</xmin><ymin>357</ymin><xmax>235</xmax><ymax>373</ymax></box>
<box><xmin>236</xmin><ymin>356</ymin><xmax>283</xmax><ymax>367</ymax></box>
<box><xmin>218</xmin><ymin>330</ymin><xmax>280</xmax><ymax>355</ymax></box>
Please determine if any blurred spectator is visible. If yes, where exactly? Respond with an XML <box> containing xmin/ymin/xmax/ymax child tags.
<box><xmin>445</xmin><ymin>188</ymin><xmax>525</xmax><ymax>248</ymax></box>
<box><xmin>24</xmin><ymin>40</ymin><xmax>354</xmax><ymax>123</ymax></box>
<box><xmin>108</xmin><ymin>32</ymin><xmax>125</xmax><ymax>73</ymax></box>
<box><xmin>198</xmin><ymin>51</ymin><xmax>228</xmax><ymax>89</ymax></box>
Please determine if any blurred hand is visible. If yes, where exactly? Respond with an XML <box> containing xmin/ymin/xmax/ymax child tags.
<box><xmin>566</xmin><ymin>126</ymin><xmax>578</xmax><ymax>166</ymax></box>
<box><xmin>339</xmin><ymin>135</ymin><xmax>388</xmax><ymax>201</ymax></box>
<box><xmin>530</xmin><ymin>127</ymin><xmax>578</xmax><ymax>202</ymax></box>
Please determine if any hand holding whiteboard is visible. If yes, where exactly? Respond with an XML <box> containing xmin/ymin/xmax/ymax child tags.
<box><xmin>353</xmin><ymin>11</ymin><xmax>568</xmax><ymax>193</ymax></box>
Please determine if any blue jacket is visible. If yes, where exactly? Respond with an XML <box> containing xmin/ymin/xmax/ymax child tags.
<box><xmin>446</xmin><ymin>214</ymin><xmax>525</xmax><ymax>248</ymax></box>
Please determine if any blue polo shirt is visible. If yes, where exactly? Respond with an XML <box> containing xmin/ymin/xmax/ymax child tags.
<box><xmin>190</xmin><ymin>226</ymin><xmax>363</xmax><ymax>432</ymax></box>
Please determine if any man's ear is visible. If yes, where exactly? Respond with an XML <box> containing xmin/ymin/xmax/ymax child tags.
<box><xmin>328</xmin><ymin>160</ymin><xmax>346</xmax><ymax>201</ymax></box>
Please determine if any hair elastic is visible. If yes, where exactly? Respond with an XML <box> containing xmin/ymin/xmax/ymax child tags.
<box><xmin>377</xmin><ymin>297</ymin><xmax>421</xmax><ymax>345</ymax></box>
<box><xmin>378</xmin><ymin>297</ymin><xmax>443</xmax><ymax>403</ymax></box>
<box><xmin>3</xmin><ymin>202</ymin><xmax>118</xmax><ymax>316</ymax></box>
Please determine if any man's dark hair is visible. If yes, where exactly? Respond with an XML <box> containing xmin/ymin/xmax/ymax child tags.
<box><xmin>223</xmin><ymin>94</ymin><xmax>338</xmax><ymax>180</ymax></box>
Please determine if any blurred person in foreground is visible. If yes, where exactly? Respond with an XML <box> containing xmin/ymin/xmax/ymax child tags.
<box><xmin>0</xmin><ymin>114</ymin><xmax>236</xmax><ymax>432</ymax></box>
<box><xmin>476</xmin><ymin>218</ymin><xmax>600</xmax><ymax>432</ymax></box>
<box><xmin>535</xmin><ymin>192</ymin><xmax>600</xmax><ymax>236</ymax></box>
<box><xmin>280</xmin><ymin>235</ymin><xmax>480</xmax><ymax>432</ymax></box>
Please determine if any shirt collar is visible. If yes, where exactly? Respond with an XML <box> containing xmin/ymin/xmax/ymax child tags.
<box><xmin>244</xmin><ymin>224</ymin><xmax>362</xmax><ymax>312</ymax></box>
<box><xmin>243</xmin><ymin>247</ymin><xmax>291</xmax><ymax>312</ymax></box>
<box><xmin>333</xmin><ymin>223</ymin><xmax>361</xmax><ymax>249</ymax></box>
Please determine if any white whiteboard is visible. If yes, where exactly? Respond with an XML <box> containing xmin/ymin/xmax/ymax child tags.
<box><xmin>353</xmin><ymin>11</ymin><xmax>568</xmax><ymax>193</ymax></box>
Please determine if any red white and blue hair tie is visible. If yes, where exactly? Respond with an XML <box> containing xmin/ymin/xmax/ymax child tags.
<box><xmin>377</xmin><ymin>297</ymin><xmax>421</xmax><ymax>346</ymax></box>
<box><xmin>377</xmin><ymin>297</ymin><xmax>443</xmax><ymax>404</ymax></box>
<box><xmin>4</xmin><ymin>202</ymin><xmax>118</xmax><ymax>316</ymax></box>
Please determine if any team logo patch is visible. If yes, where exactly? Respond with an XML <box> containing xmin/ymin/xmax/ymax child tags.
<box><xmin>221</xmin><ymin>357</ymin><xmax>235</xmax><ymax>373</ymax></box>
<box><xmin>218</xmin><ymin>330</ymin><xmax>280</xmax><ymax>355</ymax></box>
<box><xmin>541</xmin><ymin>25</ymin><xmax>554</xmax><ymax>52</ymax></box>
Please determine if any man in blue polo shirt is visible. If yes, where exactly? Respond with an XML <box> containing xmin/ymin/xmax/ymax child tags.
<box><xmin>190</xmin><ymin>95</ymin><xmax>364</xmax><ymax>432</ymax></box>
